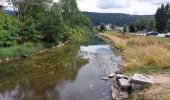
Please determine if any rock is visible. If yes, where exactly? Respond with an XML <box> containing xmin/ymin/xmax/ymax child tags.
<box><xmin>131</xmin><ymin>73</ymin><xmax>154</xmax><ymax>84</ymax></box>
<box><xmin>118</xmin><ymin>78</ymin><xmax>131</xmax><ymax>88</ymax></box>
<box><xmin>101</xmin><ymin>77</ymin><xmax>110</xmax><ymax>80</ymax></box>
<box><xmin>120</xmin><ymin>92</ymin><xmax>129</xmax><ymax>99</ymax></box>
<box><xmin>108</xmin><ymin>73</ymin><xmax>115</xmax><ymax>78</ymax></box>
<box><xmin>112</xmin><ymin>93</ymin><xmax>117</xmax><ymax>100</ymax></box>
<box><xmin>116</xmin><ymin>74</ymin><xmax>129</xmax><ymax>79</ymax></box>
<box><xmin>115</xmin><ymin>70</ymin><xmax>122</xmax><ymax>74</ymax></box>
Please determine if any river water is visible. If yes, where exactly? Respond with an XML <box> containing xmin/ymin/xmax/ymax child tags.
<box><xmin>0</xmin><ymin>39</ymin><xmax>121</xmax><ymax>100</ymax></box>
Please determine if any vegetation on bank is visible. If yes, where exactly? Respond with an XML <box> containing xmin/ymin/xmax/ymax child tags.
<box><xmin>0</xmin><ymin>0</ymin><xmax>93</xmax><ymax>59</ymax></box>
<box><xmin>0</xmin><ymin>42</ymin><xmax>46</xmax><ymax>58</ymax></box>
<box><xmin>99</xmin><ymin>32</ymin><xmax>170</xmax><ymax>73</ymax></box>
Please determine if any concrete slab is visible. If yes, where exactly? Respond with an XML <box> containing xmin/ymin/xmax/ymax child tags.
<box><xmin>132</xmin><ymin>73</ymin><xmax>154</xmax><ymax>84</ymax></box>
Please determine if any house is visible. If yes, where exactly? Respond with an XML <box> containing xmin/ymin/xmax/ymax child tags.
<box><xmin>115</xmin><ymin>26</ymin><xmax>123</xmax><ymax>33</ymax></box>
<box><xmin>105</xmin><ymin>23</ymin><xmax>113</xmax><ymax>31</ymax></box>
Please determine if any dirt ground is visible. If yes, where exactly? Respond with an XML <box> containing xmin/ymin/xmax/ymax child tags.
<box><xmin>137</xmin><ymin>71</ymin><xmax>170</xmax><ymax>100</ymax></box>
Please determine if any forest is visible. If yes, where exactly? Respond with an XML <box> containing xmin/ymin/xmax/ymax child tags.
<box><xmin>0</xmin><ymin>0</ymin><xmax>92</xmax><ymax>58</ymax></box>
<box><xmin>83</xmin><ymin>12</ymin><xmax>153</xmax><ymax>26</ymax></box>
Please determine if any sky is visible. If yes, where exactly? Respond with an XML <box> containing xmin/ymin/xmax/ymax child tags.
<box><xmin>76</xmin><ymin>0</ymin><xmax>170</xmax><ymax>15</ymax></box>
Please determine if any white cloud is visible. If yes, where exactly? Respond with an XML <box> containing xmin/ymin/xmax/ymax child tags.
<box><xmin>53</xmin><ymin>0</ymin><xmax>170</xmax><ymax>15</ymax></box>
<box><xmin>152</xmin><ymin>0</ymin><xmax>170</xmax><ymax>5</ymax></box>
<box><xmin>77</xmin><ymin>0</ymin><xmax>170</xmax><ymax>15</ymax></box>
<box><xmin>96</xmin><ymin>0</ymin><xmax>130</xmax><ymax>9</ymax></box>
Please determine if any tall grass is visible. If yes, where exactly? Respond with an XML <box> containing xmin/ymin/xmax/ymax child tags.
<box><xmin>123</xmin><ymin>45</ymin><xmax>170</xmax><ymax>69</ymax></box>
<box><xmin>0</xmin><ymin>42</ymin><xmax>46</xmax><ymax>58</ymax></box>
<box><xmin>99</xmin><ymin>33</ymin><xmax>170</xmax><ymax>71</ymax></box>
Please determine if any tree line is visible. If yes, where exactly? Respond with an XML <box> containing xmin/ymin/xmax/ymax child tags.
<box><xmin>83</xmin><ymin>12</ymin><xmax>152</xmax><ymax>26</ymax></box>
<box><xmin>155</xmin><ymin>3</ymin><xmax>170</xmax><ymax>33</ymax></box>
<box><xmin>0</xmin><ymin>0</ymin><xmax>92</xmax><ymax>48</ymax></box>
<box><xmin>130</xmin><ymin>2</ymin><xmax>170</xmax><ymax>33</ymax></box>
<box><xmin>128</xmin><ymin>18</ymin><xmax>156</xmax><ymax>33</ymax></box>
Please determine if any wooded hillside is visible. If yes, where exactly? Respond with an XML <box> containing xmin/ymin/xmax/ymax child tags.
<box><xmin>83</xmin><ymin>12</ymin><xmax>153</xmax><ymax>26</ymax></box>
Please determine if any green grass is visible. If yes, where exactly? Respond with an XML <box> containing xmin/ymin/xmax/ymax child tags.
<box><xmin>125</xmin><ymin>66</ymin><xmax>169</xmax><ymax>75</ymax></box>
<box><xmin>143</xmin><ymin>37</ymin><xmax>170</xmax><ymax>44</ymax></box>
<box><xmin>102</xmin><ymin>31</ymin><xmax>118</xmax><ymax>35</ymax></box>
<box><xmin>0</xmin><ymin>42</ymin><xmax>46</xmax><ymax>58</ymax></box>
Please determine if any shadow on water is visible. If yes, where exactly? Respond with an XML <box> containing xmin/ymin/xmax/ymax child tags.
<box><xmin>0</xmin><ymin>36</ymin><xmax>121</xmax><ymax>100</ymax></box>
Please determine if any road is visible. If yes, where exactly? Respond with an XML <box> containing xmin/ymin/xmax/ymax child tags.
<box><xmin>135</xmin><ymin>33</ymin><xmax>166</xmax><ymax>38</ymax></box>
<box><xmin>157</xmin><ymin>34</ymin><xmax>165</xmax><ymax>37</ymax></box>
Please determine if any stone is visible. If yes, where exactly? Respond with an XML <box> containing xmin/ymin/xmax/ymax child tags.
<box><xmin>108</xmin><ymin>73</ymin><xmax>116</xmax><ymax>78</ymax></box>
<box><xmin>101</xmin><ymin>77</ymin><xmax>110</xmax><ymax>80</ymax></box>
<box><xmin>131</xmin><ymin>73</ymin><xmax>154</xmax><ymax>84</ymax></box>
<box><xmin>118</xmin><ymin>78</ymin><xmax>131</xmax><ymax>88</ymax></box>
<box><xmin>116</xmin><ymin>74</ymin><xmax>129</xmax><ymax>79</ymax></box>
<box><xmin>120</xmin><ymin>92</ymin><xmax>129</xmax><ymax>99</ymax></box>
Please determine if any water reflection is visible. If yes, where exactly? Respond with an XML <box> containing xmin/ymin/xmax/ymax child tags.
<box><xmin>0</xmin><ymin>45</ymin><xmax>121</xmax><ymax>100</ymax></box>
<box><xmin>56</xmin><ymin>45</ymin><xmax>121</xmax><ymax>100</ymax></box>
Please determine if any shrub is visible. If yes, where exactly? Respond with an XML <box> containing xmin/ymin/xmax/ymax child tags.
<box><xmin>0</xmin><ymin>12</ymin><xmax>22</xmax><ymax>47</ymax></box>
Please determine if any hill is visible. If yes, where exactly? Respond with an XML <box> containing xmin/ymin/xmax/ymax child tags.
<box><xmin>83</xmin><ymin>12</ymin><xmax>153</xmax><ymax>26</ymax></box>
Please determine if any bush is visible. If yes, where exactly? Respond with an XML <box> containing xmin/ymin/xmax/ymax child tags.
<box><xmin>0</xmin><ymin>12</ymin><xmax>22</xmax><ymax>47</ymax></box>
<box><xmin>18</xmin><ymin>19</ymin><xmax>42</xmax><ymax>42</ymax></box>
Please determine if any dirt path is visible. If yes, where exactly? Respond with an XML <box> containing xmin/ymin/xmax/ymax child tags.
<box><xmin>138</xmin><ymin>72</ymin><xmax>170</xmax><ymax>99</ymax></box>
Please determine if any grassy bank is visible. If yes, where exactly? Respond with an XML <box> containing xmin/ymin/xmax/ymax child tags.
<box><xmin>99</xmin><ymin>31</ymin><xmax>170</xmax><ymax>99</ymax></box>
<box><xmin>99</xmin><ymin>32</ymin><xmax>170</xmax><ymax>74</ymax></box>
<box><xmin>0</xmin><ymin>42</ymin><xmax>46</xmax><ymax>58</ymax></box>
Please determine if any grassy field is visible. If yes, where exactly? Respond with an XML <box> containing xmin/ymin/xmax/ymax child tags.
<box><xmin>99</xmin><ymin>31</ymin><xmax>170</xmax><ymax>99</ymax></box>
<box><xmin>99</xmin><ymin>32</ymin><xmax>170</xmax><ymax>73</ymax></box>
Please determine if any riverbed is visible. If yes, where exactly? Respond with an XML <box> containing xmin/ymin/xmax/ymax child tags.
<box><xmin>0</xmin><ymin>38</ymin><xmax>121</xmax><ymax>100</ymax></box>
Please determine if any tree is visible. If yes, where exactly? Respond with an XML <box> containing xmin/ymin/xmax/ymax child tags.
<box><xmin>165</xmin><ymin>3</ymin><xmax>170</xmax><ymax>26</ymax></box>
<box><xmin>135</xmin><ymin>18</ymin><xmax>147</xmax><ymax>31</ymax></box>
<box><xmin>123</xmin><ymin>25</ymin><xmax>127</xmax><ymax>34</ymax></box>
<box><xmin>111</xmin><ymin>25</ymin><xmax>115</xmax><ymax>30</ymax></box>
<box><xmin>12</xmin><ymin>0</ymin><xmax>51</xmax><ymax>22</ymax></box>
<box><xmin>99</xmin><ymin>23</ymin><xmax>106</xmax><ymax>32</ymax></box>
<box><xmin>168</xmin><ymin>8</ymin><xmax>170</xmax><ymax>20</ymax></box>
<box><xmin>146</xmin><ymin>18</ymin><xmax>156</xmax><ymax>32</ymax></box>
<box><xmin>40</xmin><ymin>3</ymin><xmax>64</xmax><ymax>44</ymax></box>
<box><xmin>155</xmin><ymin>4</ymin><xmax>167</xmax><ymax>32</ymax></box>
<box><xmin>18</xmin><ymin>19</ymin><xmax>42</xmax><ymax>42</ymax></box>
<box><xmin>167</xmin><ymin>19</ymin><xmax>170</xmax><ymax>32</ymax></box>
<box><xmin>129</xmin><ymin>24</ymin><xmax>136</xmax><ymax>33</ymax></box>
<box><xmin>60</xmin><ymin>0</ymin><xmax>79</xmax><ymax>26</ymax></box>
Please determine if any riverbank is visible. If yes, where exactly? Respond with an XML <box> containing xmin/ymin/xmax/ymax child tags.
<box><xmin>99</xmin><ymin>31</ymin><xmax>170</xmax><ymax>99</ymax></box>
<box><xmin>0</xmin><ymin>40</ymin><xmax>70</xmax><ymax>64</ymax></box>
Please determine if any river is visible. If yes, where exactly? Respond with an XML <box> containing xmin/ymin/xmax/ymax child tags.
<box><xmin>0</xmin><ymin>38</ymin><xmax>121</xmax><ymax>100</ymax></box>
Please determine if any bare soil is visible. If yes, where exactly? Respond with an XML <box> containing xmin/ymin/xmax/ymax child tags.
<box><xmin>137</xmin><ymin>71</ymin><xmax>170</xmax><ymax>100</ymax></box>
